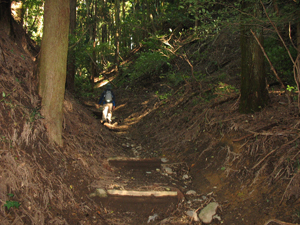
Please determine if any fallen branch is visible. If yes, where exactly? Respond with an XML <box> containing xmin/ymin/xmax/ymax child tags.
<box><xmin>233</xmin><ymin>123</ymin><xmax>279</xmax><ymax>142</ymax></box>
<box><xmin>264</xmin><ymin>219</ymin><xmax>298</xmax><ymax>225</ymax></box>
<box><xmin>210</xmin><ymin>95</ymin><xmax>239</xmax><ymax>108</ymax></box>
<box><xmin>251</xmin><ymin>148</ymin><xmax>278</xmax><ymax>170</ymax></box>
<box><xmin>232</xmin><ymin>134</ymin><xmax>253</xmax><ymax>142</ymax></box>
<box><xmin>245</xmin><ymin>129</ymin><xmax>292</xmax><ymax>137</ymax></box>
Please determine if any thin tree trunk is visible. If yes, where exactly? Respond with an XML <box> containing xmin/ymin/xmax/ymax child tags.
<box><xmin>115</xmin><ymin>0</ymin><xmax>120</xmax><ymax>69</ymax></box>
<box><xmin>0</xmin><ymin>1</ymin><xmax>13</xmax><ymax>36</ymax></box>
<box><xmin>296</xmin><ymin>22</ymin><xmax>300</xmax><ymax>111</ymax></box>
<box><xmin>38</xmin><ymin>0</ymin><xmax>70</xmax><ymax>146</ymax></box>
<box><xmin>91</xmin><ymin>0</ymin><xmax>98</xmax><ymax>85</ymax></box>
<box><xmin>239</xmin><ymin>1</ymin><xmax>269</xmax><ymax>113</ymax></box>
<box><xmin>66</xmin><ymin>0</ymin><xmax>76</xmax><ymax>92</ymax></box>
<box><xmin>122</xmin><ymin>0</ymin><xmax>127</xmax><ymax>49</ymax></box>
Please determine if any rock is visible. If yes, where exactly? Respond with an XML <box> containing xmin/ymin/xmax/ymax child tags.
<box><xmin>199</xmin><ymin>202</ymin><xmax>219</xmax><ymax>224</ymax></box>
<box><xmin>164</xmin><ymin>167</ymin><xmax>173</xmax><ymax>174</ymax></box>
<box><xmin>95</xmin><ymin>188</ymin><xmax>108</xmax><ymax>198</ymax></box>
<box><xmin>213</xmin><ymin>214</ymin><xmax>222</xmax><ymax>221</ymax></box>
<box><xmin>161</xmin><ymin>158</ymin><xmax>169</xmax><ymax>163</ymax></box>
<box><xmin>186</xmin><ymin>210</ymin><xmax>200</xmax><ymax>222</ymax></box>
<box><xmin>186</xmin><ymin>190</ymin><xmax>197</xmax><ymax>195</ymax></box>
<box><xmin>147</xmin><ymin>214</ymin><xmax>158</xmax><ymax>223</ymax></box>
<box><xmin>182</xmin><ymin>174</ymin><xmax>189</xmax><ymax>180</ymax></box>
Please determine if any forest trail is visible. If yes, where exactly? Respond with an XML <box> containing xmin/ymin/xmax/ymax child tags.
<box><xmin>1</xmin><ymin>27</ymin><xmax>300</xmax><ymax>224</ymax></box>
<box><xmin>82</xmin><ymin>83</ymin><xmax>300</xmax><ymax>225</ymax></box>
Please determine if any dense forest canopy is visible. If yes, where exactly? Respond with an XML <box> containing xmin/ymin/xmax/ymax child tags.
<box><xmin>2</xmin><ymin>0</ymin><xmax>300</xmax><ymax>105</ymax></box>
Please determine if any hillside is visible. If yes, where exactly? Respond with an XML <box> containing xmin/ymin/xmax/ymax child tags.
<box><xmin>1</xmin><ymin>28</ymin><xmax>300</xmax><ymax>225</ymax></box>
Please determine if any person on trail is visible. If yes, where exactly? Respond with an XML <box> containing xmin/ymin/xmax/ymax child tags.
<box><xmin>97</xmin><ymin>83</ymin><xmax>116</xmax><ymax>124</ymax></box>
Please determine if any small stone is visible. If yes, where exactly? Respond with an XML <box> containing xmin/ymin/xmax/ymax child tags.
<box><xmin>147</xmin><ymin>214</ymin><xmax>158</xmax><ymax>223</ymax></box>
<box><xmin>182</xmin><ymin>174</ymin><xmax>189</xmax><ymax>180</ymax></box>
<box><xmin>213</xmin><ymin>214</ymin><xmax>222</xmax><ymax>221</ymax></box>
<box><xmin>186</xmin><ymin>190</ymin><xmax>197</xmax><ymax>195</ymax></box>
<box><xmin>199</xmin><ymin>202</ymin><xmax>219</xmax><ymax>224</ymax></box>
<box><xmin>95</xmin><ymin>188</ymin><xmax>108</xmax><ymax>198</ymax></box>
<box><xmin>161</xmin><ymin>158</ymin><xmax>169</xmax><ymax>163</ymax></box>
<box><xmin>89</xmin><ymin>193</ymin><xmax>96</xmax><ymax>197</ymax></box>
<box><xmin>186</xmin><ymin>210</ymin><xmax>200</xmax><ymax>222</ymax></box>
<box><xmin>164</xmin><ymin>167</ymin><xmax>173</xmax><ymax>174</ymax></box>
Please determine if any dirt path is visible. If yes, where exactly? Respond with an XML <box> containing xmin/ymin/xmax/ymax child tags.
<box><xmin>86</xmin><ymin>84</ymin><xmax>300</xmax><ymax>225</ymax></box>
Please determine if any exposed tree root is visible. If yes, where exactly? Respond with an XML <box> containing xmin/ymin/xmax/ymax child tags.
<box><xmin>264</xmin><ymin>219</ymin><xmax>298</xmax><ymax>225</ymax></box>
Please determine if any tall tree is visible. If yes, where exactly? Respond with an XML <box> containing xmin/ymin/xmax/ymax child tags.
<box><xmin>239</xmin><ymin>1</ymin><xmax>269</xmax><ymax>113</ymax></box>
<box><xmin>101</xmin><ymin>0</ymin><xmax>108</xmax><ymax>44</ymax></box>
<box><xmin>38</xmin><ymin>0</ymin><xmax>70</xmax><ymax>146</ymax></box>
<box><xmin>91</xmin><ymin>0</ymin><xmax>98</xmax><ymax>84</ymax></box>
<box><xmin>66</xmin><ymin>0</ymin><xmax>77</xmax><ymax>92</ymax></box>
<box><xmin>115</xmin><ymin>0</ymin><xmax>120</xmax><ymax>69</ymax></box>
<box><xmin>0</xmin><ymin>1</ymin><xmax>13</xmax><ymax>36</ymax></box>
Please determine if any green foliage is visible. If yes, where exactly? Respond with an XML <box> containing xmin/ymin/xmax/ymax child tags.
<box><xmin>155</xmin><ymin>91</ymin><xmax>172</xmax><ymax>101</ymax></box>
<box><xmin>164</xmin><ymin>72</ymin><xmax>184</xmax><ymax>86</ymax></box>
<box><xmin>216</xmin><ymin>82</ymin><xmax>239</xmax><ymax>94</ymax></box>
<box><xmin>4</xmin><ymin>193</ymin><xmax>20</xmax><ymax>210</ymax></box>
<box><xmin>74</xmin><ymin>73</ymin><xmax>94</xmax><ymax>97</ymax></box>
<box><xmin>264</xmin><ymin>38</ymin><xmax>297</xmax><ymax>85</ymax></box>
<box><xmin>125</xmin><ymin>51</ymin><xmax>169</xmax><ymax>81</ymax></box>
<box><xmin>286</xmin><ymin>85</ymin><xmax>296</xmax><ymax>93</ymax></box>
<box><xmin>29</xmin><ymin>107</ymin><xmax>44</xmax><ymax>123</ymax></box>
<box><xmin>4</xmin><ymin>201</ymin><xmax>20</xmax><ymax>210</ymax></box>
<box><xmin>23</xmin><ymin>0</ymin><xmax>44</xmax><ymax>43</ymax></box>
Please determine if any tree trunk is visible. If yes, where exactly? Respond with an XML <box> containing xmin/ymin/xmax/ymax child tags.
<box><xmin>122</xmin><ymin>0</ymin><xmax>127</xmax><ymax>49</ymax></box>
<box><xmin>101</xmin><ymin>0</ymin><xmax>108</xmax><ymax>44</ymax></box>
<box><xmin>91</xmin><ymin>0</ymin><xmax>98</xmax><ymax>85</ymax></box>
<box><xmin>296</xmin><ymin>22</ymin><xmax>300</xmax><ymax>111</ymax></box>
<box><xmin>38</xmin><ymin>0</ymin><xmax>70</xmax><ymax>146</ymax></box>
<box><xmin>239</xmin><ymin>1</ymin><xmax>269</xmax><ymax>113</ymax></box>
<box><xmin>66</xmin><ymin>0</ymin><xmax>76</xmax><ymax>92</ymax></box>
<box><xmin>0</xmin><ymin>1</ymin><xmax>13</xmax><ymax>36</ymax></box>
<box><xmin>115</xmin><ymin>0</ymin><xmax>120</xmax><ymax>69</ymax></box>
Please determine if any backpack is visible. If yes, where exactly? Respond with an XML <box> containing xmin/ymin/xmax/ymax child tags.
<box><xmin>105</xmin><ymin>90</ymin><xmax>113</xmax><ymax>102</ymax></box>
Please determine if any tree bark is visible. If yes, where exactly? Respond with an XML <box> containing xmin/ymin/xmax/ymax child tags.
<box><xmin>296</xmin><ymin>22</ymin><xmax>300</xmax><ymax>111</ymax></box>
<box><xmin>38</xmin><ymin>0</ymin><xmax>70</xmax><ymax>146</ymax></box>
<box><xmin>101</xmin><ymin>0</ymin><xmax>108</xmax><ymax>44</ymax></box>
<box><xmin>239</xmin><ymin>1</ymin><xmax>269</xmax><ymax>113</ymax></box>
<box><xmin>91</xmin><ymin>0</ymin><xmax>98</xmax><ymax>85</ymax></box>
<box><xmin>0</xmin><ymin>1</ymin><xmax>13</xmax><ymax>36</ymax></box>
<box><xmin>115</xmin><ymin>0</ymin><xmax>120</xmax><ymax>69</ymax></box>
<box><xmin>66</xmin><ymin>0</ymin><xmax>76</xmax><ymax>92</ymax></box>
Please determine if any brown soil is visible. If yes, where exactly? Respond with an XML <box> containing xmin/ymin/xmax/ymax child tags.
<box><xmin>1</xmin><ymin>29</ymin><xmax>300</xmax><ymax>225</ymax></box>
